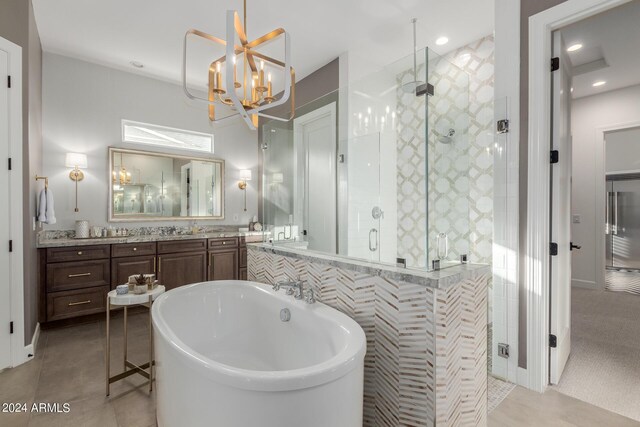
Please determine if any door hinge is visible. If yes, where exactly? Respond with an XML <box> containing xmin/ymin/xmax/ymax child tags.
<box><xmin>496</xmin><ymin>119</ymin><xmax>509</xmax><ymax>134</ymax></box>
<box><xmin>550</xmin><ymin>242</ymin><xmax>558</xmax><ymax>256</ymax></box>
<box><xmin>498</xmin><ymin>343</ymin><xmax>510</xmax><ymax>358</ymax></box>
<box><xmin>550</xmin><ymin>150</ymin><xmax>559</xmax><ymax>164</ymax></box>
<box><xmin>549</xmin><ymin>334</ymin><xmax>557</xmax><ymax>348</ymax></box>
<box><xmin>7</xmin><ymin>75</ymin><xmax>11</xmax><ymax>88</ymax></box>
<box><xmin>10</xmin><ymin>321</ymin><xmax>14</xmax><ymax>334</ymax></box>
<box><xmin>551</xmin><ymin>57</ymin><xmax>560</xmax><ymax>72</ymax></box>
<box><xmin>8</xmin><ymin>158</ymin><xmax>11</xmax><ymax>170</ymax></box>
<box><xmin>9</xmin><ymin>240</ymin><xmax>12</xmax><ymax>252</ymax></box>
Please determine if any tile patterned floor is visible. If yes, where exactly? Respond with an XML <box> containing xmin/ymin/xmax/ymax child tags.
<box><xmin>0</xmin><ymin>313</ymin><xmax>156</xmax><ymax>427</ymax></box>
<box><xmin>488</xmin><ymin>375</ymin><xmax>516</xmax><ymax>413</ymax></box>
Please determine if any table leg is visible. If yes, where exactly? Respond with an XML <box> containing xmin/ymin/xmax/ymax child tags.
<box><xmin>106</xmin><ymin>297</ymin><xmax>110</xmax><ymax>396</ymax></box>
<box><xmin>123</xmin><ymin>305</ymin><xmax>128</xmax><ymax>370</ymax></box>
<box><xmin>149</xmin><ymin>295</ymin><xmax>153</xmax><ymax>393</ymax></box>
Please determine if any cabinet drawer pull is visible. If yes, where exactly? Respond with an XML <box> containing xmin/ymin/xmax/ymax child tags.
<box><xmin>158</xmin><ymin>257</ymin><xmax>161</xmax><ymax>273</ymax></box>
<box><xmin>133</xmin><ymin>247</ymin><xmax>137</xmax><ymax>251</ymax></box>
<box><xmin>68</xmin><ymin>272</ymin><xmax>92</xmax><ymax>278</ymax></box>
<box><xmin>68</xmin><ymin>300</ymin><xmax>91</xmax><ymax>306</ymax></box>
<box><xmin>222</xmin><ymin>241</ymin><xmax>226</xmax><ymax>245</ymax></box>
<box><xmin>153</xmin><ymin>257</ymin><xmax>156</xmax><ymax>273</ymax></box>
<box><xmin>77</xmin><ymin>251</ymin><xmax>83</xmax><ymax>255</ymax></box>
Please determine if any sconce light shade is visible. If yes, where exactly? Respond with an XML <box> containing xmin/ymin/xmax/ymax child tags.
<box><xmin>272</xmin><ymin>172</ymin><xmax>284</xmax><ymax>184</ymax></box>
<box><xmin>240</xmin><ymin>169</ymin><xmax>252</xmax><ymax>181</ymax></box>
<box><xmin>65</xmin><ymin>153</ymin><xmax>88</xmax><ymax>169</ymax></box>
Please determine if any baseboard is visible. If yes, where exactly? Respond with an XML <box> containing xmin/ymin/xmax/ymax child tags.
<box><xmin>23</xmin><ymin>322</ymin><xmax>40</xmax><ymax>361</ymax></box>
<box><xmin>516</xmin><ymin>366</ymin><xmax>529</xmax><ymax>389</ymax></box>
<box><xmin>571</xmin><ymin>278</ymin><xmax>596</xmax><ymax>289</ymax></box>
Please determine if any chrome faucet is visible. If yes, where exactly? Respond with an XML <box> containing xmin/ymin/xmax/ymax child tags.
<box><xmin>273</xmin><ymin>278</ymin><xmax>315</xmax><ymax>303</ymax></box>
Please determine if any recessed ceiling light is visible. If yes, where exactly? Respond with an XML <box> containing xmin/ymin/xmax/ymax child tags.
<box><xmin>130</xmin><ymin>61</ymin><xmax>144</xmax><ymax>69</ymax></box>
<box><xmin>567</xmin><ymin>43</ymin><xmax>583</xmax><ymax>52</ymax></box>
<box><xmin>592</xmin><ymin>80</ymin><xmax>606</xmax><ymax>87</ymax></box>
<box><xmin>435</xmin><ymin>36</ymin><xmax>449</xmax><ymax>46</ymax></box>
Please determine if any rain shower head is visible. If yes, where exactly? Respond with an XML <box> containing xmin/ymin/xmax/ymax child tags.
<box><xmin>402</xmin><ymin>18</ymin><xmax>424</xmax><ymax>94</ymax></box>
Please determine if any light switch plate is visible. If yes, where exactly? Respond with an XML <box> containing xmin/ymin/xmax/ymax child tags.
<box><xmin>572</xmin><ymin>214</ymin><xmax>581</xmax><ymax>224</ymax></box>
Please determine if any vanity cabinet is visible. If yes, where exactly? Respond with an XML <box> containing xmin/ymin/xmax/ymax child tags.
<box><xmin>111</xmin><ymin>242</ymin><xmax>158</xmax><ymax>287</ymax></box>
<box><xmin>208</xmin><ymin>237</ymin><xmax>238</xmax><ymax>281</ymax></box>
<box><xmin>157</xmin><ymin>239</ymin><xmax>207</xmax><ymax>290</ymax></box>
<box><xmin>41</xmin><ymin>246</ymin><xmax>111</xmax><ymax>322</ymax></box>
<box><xmin>39</xmin><ymin>236</ymin><xmax>251</xmax><ymax>327</ymax></box>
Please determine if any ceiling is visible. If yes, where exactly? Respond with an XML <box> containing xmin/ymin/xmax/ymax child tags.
<box><xmin>32</xmin><ymin>0</ymin><xmax>494</xmax><ymax>89</ymax></box>
<box><xmin>561</xmin><ymin>0</ymin><xmax>640</xmax><ymax>99</ymax></box>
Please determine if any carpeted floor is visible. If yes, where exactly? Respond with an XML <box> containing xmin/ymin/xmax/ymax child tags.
<box><xmin>553</xmin><ymin>287</ymin><xmax>640</xmax><ymax>421</ymax></box>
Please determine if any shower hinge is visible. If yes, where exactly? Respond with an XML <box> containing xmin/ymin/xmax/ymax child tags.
<box><xmin>496</xmin><ymin>119</ymin><xmax>509</xmax><ymax>134</ymax></box>
<box><xmin>551</xmin><ymin>57</ymin><xmax>560</xmax><ymax>72</ymax></box>
<box><xmin>498</xmin><ymin>343</ymin><xmax>509</xmax><ymax>358</ymax></box>
<box><xmin>549</xmin><ymin>334</ymin><xmax>557</xmax><ymax>348</ymax></box>
<box><xmin>550</xmin><ymin>242</ymin><xmax>558</xmax><ymax>256</ymax></box>
<box><xmin>550</xmin><ymin>150</ymin><xmax>559</xmax><ymax>164</ymax></box>
<box><xmin>338</xmin><ymin>154</ymin><xmax>345</xmax><ymax>163</ymax></box>
<box><xmin>416</xmin><ymin>83</ymin><xmax>434</xmax><ymax>97</ymax></box>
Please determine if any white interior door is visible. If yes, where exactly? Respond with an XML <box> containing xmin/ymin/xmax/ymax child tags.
<box><xmin>549</xmin><ymin>31</ymin><xmax>573</xmax><ymax>385</ymax></box>
<box><xmin>0</xmin><ymin>49</ymin><xmax>12</xmax><ymax>369</ymax></box>
<box><xmin>294</xmin><ymin>103</ymin><xmax>337</xmax><ymax>253</ymax></box>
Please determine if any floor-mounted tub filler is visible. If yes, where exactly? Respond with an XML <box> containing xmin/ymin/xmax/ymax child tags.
<box><xmin>152</xmin><ymin>280</ymin><xmax>366</xmax><ymax>427</ymax></box>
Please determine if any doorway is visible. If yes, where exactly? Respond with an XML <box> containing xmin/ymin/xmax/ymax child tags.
<box><xmin>540</xmin><ymin>0</ymin><xmax>640</xmax><ymax>420</ymax></box>
<box><xmin>293</xmin><ymin>102</ymin><xmax>337</xmax><ymax>253</ymax></box>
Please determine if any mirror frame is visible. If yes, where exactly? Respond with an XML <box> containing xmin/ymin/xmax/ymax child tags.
<box><xmin>108</xmin><ymin>147</ymin><xmax>225</xmax><ymax>222</ymax></box>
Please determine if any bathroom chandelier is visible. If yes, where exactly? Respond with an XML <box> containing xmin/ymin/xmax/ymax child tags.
<box><xmin>112</xmin><ymin>153</ymin><xmax>132</xmax><ymax>186</ymax></box>
<box><xmin>182</xmin><ymin>0</ymin><xmax>295</xmax><ymax>130</ymax></box>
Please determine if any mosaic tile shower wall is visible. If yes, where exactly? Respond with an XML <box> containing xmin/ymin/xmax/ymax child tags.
<box><xmin>395</xmin><ymin>35</ymin><xmax>494</xmax><ymax>267</ymax></box>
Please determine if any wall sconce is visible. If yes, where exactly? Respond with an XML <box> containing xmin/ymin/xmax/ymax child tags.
<box><xmin>238</xmin><ymin>169</ymin><xmax>252</xmax><ymax>212</ymax></box>
<box><xmin>65</xmin><ymin>152</ymin><xmax>87</xmax><ymax>212</ymax></box>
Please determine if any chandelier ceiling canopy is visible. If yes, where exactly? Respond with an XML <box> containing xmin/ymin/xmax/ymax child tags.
<box><xmin>182</xmin><ymin>0</ymin><xmax>295</xmax><ymax>130</ymax></box>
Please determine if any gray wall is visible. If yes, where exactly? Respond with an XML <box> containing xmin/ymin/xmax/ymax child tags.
<box><xmin>0</xmin><ymin>0</ymin><xmax>43</xmax><ymax>345</ymax></box>
<box><xmin>518</xmin><ymin>0</ymin><xmax>568</xmax><ymax>369</ymax></box>
<box><xmin>257</xmin><ymin>58</ymin><xmax>340</xmax><ymax>221</ymax></box>
<box><xmin>42</xmin><ymin>53</ymin><xmax>259</xmax><ymax>230</ymax></box>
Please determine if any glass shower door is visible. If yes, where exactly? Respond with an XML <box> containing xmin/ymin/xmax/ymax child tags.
<box><xmin>347</xmin><ymin>133</ymin><xmax>381</xmax><ymax>263</ymax></box>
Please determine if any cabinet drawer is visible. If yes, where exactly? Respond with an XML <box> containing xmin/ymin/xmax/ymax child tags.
<box><xmin>208</xmin><ymin>237</ymin><xmax>238</xmax><ymax>250</ymax></box>
<box><xmin>47</xmin><ymin>260</ymin><xmax>110</xmax><ymax>292</ymax></box>
<box><xmin>47</xmin><ymin>286</ymin><xmax>108</xmax><ymax>321</ymax></box>
<box><xmin>46</xmin><ymin>245</ymin><xmax>110</xmax><ymax>263</ymax></box>
<box><xmin>111</xmin><ymin>242</ymin><xmax>156</xmax><ymax>258</ymax></box>
<box><xmin>157</xmin><ymin>239</ymin><xmax>207</xmax><ymax>254</ymax></box>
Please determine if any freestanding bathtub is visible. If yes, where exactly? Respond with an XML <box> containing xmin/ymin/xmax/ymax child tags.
<box><xmin>151</xmin><ymin>280</ymin><xmax>366</xmax><ymax>427</ymax></box>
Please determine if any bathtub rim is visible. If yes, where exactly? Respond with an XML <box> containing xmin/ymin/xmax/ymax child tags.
<box><xmin>151</xmin><ymin>280</ymin><xmax>366</xmax><ymax>392</ymax></box>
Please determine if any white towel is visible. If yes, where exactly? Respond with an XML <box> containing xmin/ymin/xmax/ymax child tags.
<box><xmin>37</xmin><ymin>189</ymin><xmax>56</xmax><ymax>225</ymax></box>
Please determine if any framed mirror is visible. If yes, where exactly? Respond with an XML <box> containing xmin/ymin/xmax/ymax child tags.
<box><xmin>108</xmin><ymin>147</ymin><xmax>224</xmax><ymax>221</ymax></box>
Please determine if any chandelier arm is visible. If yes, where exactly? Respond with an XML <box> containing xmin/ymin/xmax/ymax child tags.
<box><xmin>246</xmin><ymin>28</ymin><xmax>285</xmax><ymax>49</ymax></box>
<box><xmin>186</xmin><ymin>28</ymin><xmax>227</xmax><ymax>46</ymax></box>
<box><xmin>211</xmin><ymin>47</ymin><xmax>244</xmax><ymax>66</ymax></box>
<box><xmin>247</xmin><ymin>50</ymin><xmax>285</xmax><ymax>68</ymax></box>
<box><xmin>290</xmin><ymin>67</ymin><xmax>296</xmax><ymax>120</ymax></box>
<box><xmin>234</xmin><ymin>12</ymin><xmax>249</xmax><ymax>46</ymax></box>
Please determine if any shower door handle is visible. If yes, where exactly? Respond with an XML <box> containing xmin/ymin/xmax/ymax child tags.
<box><xmin>606</xmin><ymin>192</ymin><xmax>610</xmax><ymax>235</ymax></box>
<box><xmin>614</xmin><ymin>191</ymin><xmax>619</xmax><ymax>235</ymax></box>
<box><xmin>369</xmin><ymin>228</ymin><xmax>378</xmax><ymax>252</ymax></box>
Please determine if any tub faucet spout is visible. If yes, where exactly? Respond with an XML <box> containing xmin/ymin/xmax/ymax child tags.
<box><xmin>273</xmin><ymin>279</ymin><xmax>305</xmax><ymax>300</ymax></box>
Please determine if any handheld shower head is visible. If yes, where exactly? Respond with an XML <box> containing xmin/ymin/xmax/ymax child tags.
<box><xmin>434</xmin><ymin>128</ymin><xmax>456</xmax><ymax>144</ymax></box>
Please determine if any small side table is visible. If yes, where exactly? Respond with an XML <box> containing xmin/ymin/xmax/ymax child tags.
<box><xmin>105</xmin><ymin>285</ymin><xmax>165</xmax><ymax>396</ymax></box>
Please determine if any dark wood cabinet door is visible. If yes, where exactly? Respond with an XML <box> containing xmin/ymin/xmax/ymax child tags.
<box><xmin>208</xmin><ymin>250</ymin><xmax>238</xmax><ymax>281</ymax></box>
<box><xmin>158</xmin><ymin>252</ymin><xmax>206</xmax><ymax>291</ymax></box>
<box><xmin>239</xmin><ymin>267</ymin><xmax>247</xmax><ymax>280</ymax></box>
<box><xmin>111</xmin><ymin>255</ymin><xmax>156</xmax><ymax>288</ymax></box>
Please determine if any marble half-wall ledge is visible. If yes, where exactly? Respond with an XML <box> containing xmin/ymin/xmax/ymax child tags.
<box><xmin>250</xmin><ymin>242</ymin><xmax>490</xmax><ymax>290</ymax></box>
<box><xmin>247</xmin><ymin>245</ymin><xmax>489</xmax><ymax>426</ymax></box>
<box><xmin>37</xmin><ymin>226</ymin><xmax>267</xmax><ymax>248</ymax></box>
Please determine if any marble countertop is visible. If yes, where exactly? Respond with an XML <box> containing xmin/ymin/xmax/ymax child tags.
<box><xmin>248</xmin><ymin>243</ymin><xmax>490</xmax><ymax>290</ymax></box>
<box><xmin>37</xmin><ymin>231</ymin><xmax>267</xmax><ymax>248</ymax></box>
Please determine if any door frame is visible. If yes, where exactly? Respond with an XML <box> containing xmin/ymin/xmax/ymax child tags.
<box><xmin>595</xmin><ymin>122</ymin><xmax>640</xmax><ymax>291</ymax></box>
<box><xmin>0</xmin><ymin>36</ymin><xmax>26</xmax><ymax>368</ymax></box>
<box><xmin>526</xmin><ymin>0</ymin><xmax>632</xmax><ymax>392</ymax></box>
<box><xmin>292</xmin><ymin>102</ymin><xmax>337</xmax><ymax>251</ymax></box>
